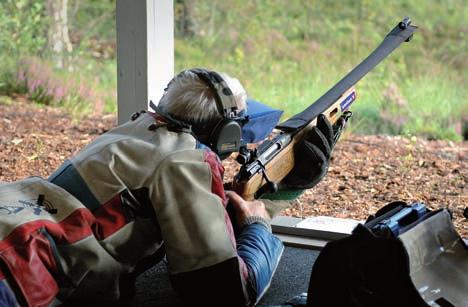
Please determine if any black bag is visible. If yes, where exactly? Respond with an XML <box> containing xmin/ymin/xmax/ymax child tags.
<box><xmin>307</xmin><ymin>202</ymin><xmax>468</xmax><ymax>307</ymax></box>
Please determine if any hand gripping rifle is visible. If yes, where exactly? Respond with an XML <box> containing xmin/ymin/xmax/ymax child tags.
<box><xmin>231</xmin><ymin>17</ymin><xmax>417</xmax><ymax>200</ymax></box>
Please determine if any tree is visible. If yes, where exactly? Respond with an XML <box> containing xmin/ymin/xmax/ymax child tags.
<box><xmin>176</xmin><ymin>0</ymin><xmax>196</xmax><ymax>37</ymax></box>
<box><xmin>46</xmin><ymin>0</ymin><xmax>72</xmax><ymax>69</ymax></box>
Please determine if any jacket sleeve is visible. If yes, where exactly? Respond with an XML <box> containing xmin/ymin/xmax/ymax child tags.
<box><xmin>152</xmin><ymin>149</ymin><xmax>251</xmax><ymax>305</ymax></box>
<box><xmin>152</xmin><ymin>149</ymin><xmax>283</xmax><ymax>306</ymax></box>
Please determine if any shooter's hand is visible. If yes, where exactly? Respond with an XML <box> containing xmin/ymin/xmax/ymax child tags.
<box><xmin>282</xmin><ymin>114</ymin><xmax>335</xmax><ymax>189</ymax></box>
<box><xmin>225</xmin><ymin>190</ymin><xmax>272</xmax><ymax>232</ymax></box>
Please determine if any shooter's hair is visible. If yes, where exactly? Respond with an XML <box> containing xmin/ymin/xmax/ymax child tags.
<box><xmin>158</xmin><ymin>69</ymin><xmax>247</xmax><ymax>125</ymax></box>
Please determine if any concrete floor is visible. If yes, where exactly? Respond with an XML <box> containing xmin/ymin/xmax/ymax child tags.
<box><xmin>130</xmin><ymin>246</ymin><xmax>319</xmax><ymax>306</ymax></box>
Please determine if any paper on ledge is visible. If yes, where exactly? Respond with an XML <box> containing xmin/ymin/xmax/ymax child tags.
<box><xmin>296</xmin><ymin>216</ymin><xmax>363</xmax><ymax>234</ymax></box>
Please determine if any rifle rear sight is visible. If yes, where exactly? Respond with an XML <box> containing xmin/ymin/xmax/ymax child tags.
<box><xmin>236</xmin><ymin>146</ymin><xmax>255</xmax><ymax>165</ymax></box>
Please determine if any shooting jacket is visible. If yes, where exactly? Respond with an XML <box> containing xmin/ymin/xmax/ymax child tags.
<box><xmin>0</xmin><ymin>111</ymin><xmax>283</xmax><ymax>306</ymax></box>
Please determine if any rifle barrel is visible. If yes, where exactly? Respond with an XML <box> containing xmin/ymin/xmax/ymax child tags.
<box><xmin>277</xmin><ymin>20</ymin><xmax>417</xmax><ymax>132</ymax></box>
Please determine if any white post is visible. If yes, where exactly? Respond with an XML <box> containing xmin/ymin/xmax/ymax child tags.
<box><xmin>116</xmin><ymin>0</ymin><xmax>174</xmax><ymax>124</ymax></box>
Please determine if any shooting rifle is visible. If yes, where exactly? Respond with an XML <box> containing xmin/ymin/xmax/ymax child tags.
<box><xmin>231</xmin><ymin>17</ymin><xmax>417</xmax><ymax>200</ymax></box>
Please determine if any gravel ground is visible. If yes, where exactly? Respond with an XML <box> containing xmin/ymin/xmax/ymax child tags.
<box><xmin>1</xmin><ymin>99</ymin><xmax>466</xmax><ymax>237</ymax></box>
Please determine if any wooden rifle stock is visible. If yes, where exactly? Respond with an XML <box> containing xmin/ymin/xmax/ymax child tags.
<box><xmin>232</xmin><ymin>88</ymin><xmax>355</xmax><ymax>200</ymax></box>
<box><xmin>230</xmin><ymin>18</ymin><xmax>417</xmax><ymax>200</ymax></box>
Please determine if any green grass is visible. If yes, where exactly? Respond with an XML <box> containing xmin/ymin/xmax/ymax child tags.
<box><xmin>0</xmin><ymin>95</ymin><xmax>14</xmax><ymax>105</ymax></box>
<box><xmin>173</xmin><ymin>0</ymin><xmax>467</xmax><ymax>140</ymax></box>
<box><xmin>175</xmin><ymin>34</ymin><xmax>466</xmax><ymax>140</ymax></box>
<box><xmin>0</xmin><ymin>0</ymin><xmax>466</xmax><ymax>140</ymax></box>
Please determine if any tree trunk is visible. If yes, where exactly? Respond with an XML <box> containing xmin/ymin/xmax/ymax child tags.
<box><xmin>177</xmin><ymin>0</ymin><xmax>196</xmax><ymax>37</ymax></box>
<box><xmin>46</xmin><ymin>0</ymin><xmax>72</xmax><ymax>69</ymax></box>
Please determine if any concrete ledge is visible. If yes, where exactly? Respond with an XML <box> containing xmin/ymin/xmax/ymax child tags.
<box><xmin>274</xmin><ymin>233</ymin><xmax>328</xmax><ymax>250</ymax></box>
<box><xmin>272</xmin><ymin>216</ymin><xmax>362</xmax><ymax>249</ymax></box>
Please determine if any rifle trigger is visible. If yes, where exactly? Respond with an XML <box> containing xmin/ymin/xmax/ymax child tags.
<box><xmin>254</xmin><ymin>168</ymin><xmax>279</xmax><ymax>199</ymax></box>
<box><xmin>333</xmin><ymin>111</ymin><xmax>353</xmax><ymax>145</ymax></box>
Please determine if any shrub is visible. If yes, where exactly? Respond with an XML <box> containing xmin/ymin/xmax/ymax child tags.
<box><xmin>0</xmin><ymin>0</ymin><xmax>47</xmax><ymax>57</ymax></box>
<box><xmin>6</xmin><ymin>57</ymin><xmax>110</xmax><ymax>116</ymax></box>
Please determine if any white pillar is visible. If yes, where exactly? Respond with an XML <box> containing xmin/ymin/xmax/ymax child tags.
<box><xmin>116</xmin><ymin>0</ymin><xmax>174</xmax><ymax>124</ymax></box>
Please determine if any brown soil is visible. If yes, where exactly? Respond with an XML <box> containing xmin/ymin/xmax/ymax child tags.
<box><xmin>1</xmin><ymin>100</ymin><xmax>467</xmax><ymax>237</ymax></box>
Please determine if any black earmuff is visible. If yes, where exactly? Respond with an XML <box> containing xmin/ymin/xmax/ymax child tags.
<box><xmin>188</xmin><ymin>68</ymin><xmax>243</xmax><ymax>157</ymax></box>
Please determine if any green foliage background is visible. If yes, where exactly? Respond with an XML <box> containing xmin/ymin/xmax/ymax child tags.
<box><xmin>0</xmin><ymin>0</ymin><xmax>466</xmax><ymax>139</ymax></box>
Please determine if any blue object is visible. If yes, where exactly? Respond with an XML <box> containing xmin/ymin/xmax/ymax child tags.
<box><xmin>48</xmin><ymin>160</ymin><xmax>101</xmax><ymax>211</ymax></box>
<box><xmin>0</xmin><ymin>280</ymin><xmax>17</xmax><ymax>306</ymax></box>
<box><xmin>375</xmin><ymin>202</ymin><xmax>427</xmax><ymax>237</ymax></box>
<box><xmin>237</xmin><ymin>223</ymin><xmax>284</xmax><ymax>304</ymax></box>
<box><xmin>241</xmin><ymin>99</ymin><xmax>283</xmax><ymax>144</ymax></box>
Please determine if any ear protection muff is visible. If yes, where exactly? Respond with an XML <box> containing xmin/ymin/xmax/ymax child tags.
<box><xmin>188</xmin><ymin>68</ymin><xmax>244</xmax><ymax>157</ymax></box>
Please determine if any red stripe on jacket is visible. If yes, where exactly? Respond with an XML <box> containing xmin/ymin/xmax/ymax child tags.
<box><xmin>0</xmin><ymin>229</ymin><xmax>60</xmax><ymax>307</ymax></box>
<box><xmin>0</xmin><ymin>190</ymin><xmax>129</xmax><ymax>305</ymax></box>
<box><xmin>92</xmin><ymin>194</ymin><xmax>127</xmax><ymax>240</ymax></box>
<box><xmin>0</xmin><ymin>208</ymin><xmax>95</xmax><ymax>250</ymax></box>
<box><xmin>0</xmin><ymin>206</ymin><xmax>106</xmax><ymax>305</ymax></box>
<box><xmin>203</xmin><ymin>150</ymin><xmax>249</xmax><ymax>279</ymax></box>
<box><xmin>0</xmin><ymin>197</ymin><xmax>128</xmax><ymax>250</ymax></box>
